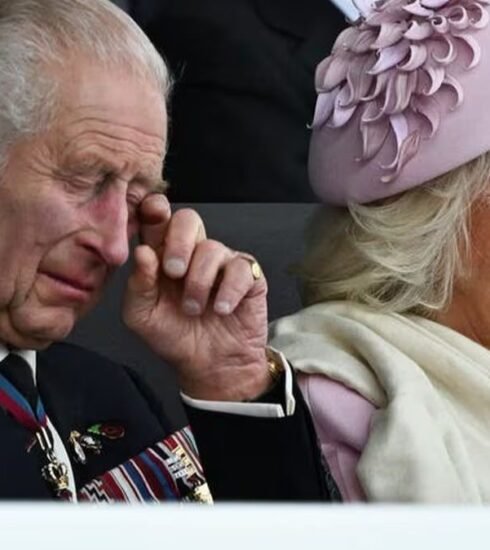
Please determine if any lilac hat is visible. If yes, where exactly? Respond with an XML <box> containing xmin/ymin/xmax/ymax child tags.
<box><xmin>309</xmin><ymin>0</ymin><xmax>490</xmax><ymax>205</ymax></box>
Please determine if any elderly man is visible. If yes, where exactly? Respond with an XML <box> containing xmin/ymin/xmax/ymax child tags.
<box><xmin>0</xmin><ymin>0</ymin><xmax>333</xmax><ymax>502</ymax></box>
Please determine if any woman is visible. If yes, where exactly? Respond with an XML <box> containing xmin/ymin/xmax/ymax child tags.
<box><xmin>269</xmin><ymin>0</ymin><xmax>490</xmax><ymax>502</ymax></box>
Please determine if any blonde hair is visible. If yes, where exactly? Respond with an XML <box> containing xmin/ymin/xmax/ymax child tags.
<box><xmin>299</xmin><ymin>152</ymin><xmax>490</xmax><ymax>317</ymax></box>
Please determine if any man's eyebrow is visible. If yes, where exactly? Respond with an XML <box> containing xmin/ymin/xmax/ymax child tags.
<box><xmin>135</xmin><ymin>175</ymin><xmax>169</xmax><ymax>195</ymax></box>
<box><xmin>153</xmin><ymin>178</ymin><xmax>169</xmax><ymax>194</ymax></box>
<box><xmin>63</xmin><ymin>155</ymin><xmax>169</xmax><ymax>193</ymax></box>
<box><xmin>63</xmin><ymin>155</ymin><xmax>104</xmax><ymax>174</ymax></box>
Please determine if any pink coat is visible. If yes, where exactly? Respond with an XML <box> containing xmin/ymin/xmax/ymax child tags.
<box><xmin>297</xmin><ymin>373</ymin><xmax>376</xmax><ymax>501</ymax></box>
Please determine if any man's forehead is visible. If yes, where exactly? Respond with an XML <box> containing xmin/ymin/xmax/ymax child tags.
<box><xmin>56</xmin><ymin>60</ymin><xmax>167</xmax><ymax>142</ymax></box>
<box><xmin>55</xmin><ymin>103</ymin><xmax>167</xmax><ymax>171</ymax></box>
<box><xmin>60</xmin><ymin>101</ymin><xmax>166</xmax><ymax>141</ymax></box>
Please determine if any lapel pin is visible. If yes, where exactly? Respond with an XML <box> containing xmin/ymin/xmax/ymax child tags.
<box><xmin>69</xmin><ymin>430</ymin><xmax>103</xmax><ymax>464</ymax></box>
<box><xmin>88</xmin><ymin>422</ymin><xmax>125</xmax><ymax>440</ymax></box>
<box><xmin>69</xmin><ymin>422</ymin><xmax>125</xmax><ymax>464</ymax></box>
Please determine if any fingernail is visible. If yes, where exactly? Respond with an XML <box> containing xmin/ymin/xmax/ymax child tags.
<box><xmin>183</xmin><ymin>299</ymin><xmax>201</xmax><ymax>316</ymax></box>
<box><xmin>215</xmin><ymin>301</ymin><xmax>231</xmax><ymax>315</ymax></box>
<box><xmin>165</xmin><ymin>258</ymin><xmax>186</xmax><ymax>277</ymax></box>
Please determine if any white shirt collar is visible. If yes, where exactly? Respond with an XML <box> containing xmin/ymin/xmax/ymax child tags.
<box><xmin>0</xmin><ymin>344</ymin><xmax>37</xmax><ymax>383</ymax></box>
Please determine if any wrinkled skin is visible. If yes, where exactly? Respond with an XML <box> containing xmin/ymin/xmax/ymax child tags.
<box><xmin>0</xmin><ymin>59</ymin><xmax>270</xmax><ymax>400</ymax></box>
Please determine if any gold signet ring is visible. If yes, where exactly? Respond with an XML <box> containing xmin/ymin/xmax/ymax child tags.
<box><xmin>250</xmin><ymin>261</ymin><xmax>263</xmax><ymax>281</ymax></box>
<box><xmin>237</xmin><ymin>254</ymin><xmax>263</xmax><ymax>281</ymax></box>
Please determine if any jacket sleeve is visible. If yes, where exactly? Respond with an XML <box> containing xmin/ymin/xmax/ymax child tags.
<box><xmin>184</xmin><ymin>370</ymin><xmax>341</xmax><ymax>501</ymax></box>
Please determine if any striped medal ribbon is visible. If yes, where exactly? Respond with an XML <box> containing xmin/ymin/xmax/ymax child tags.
<box><xmin>0</xmin><ymin>373</ymin><xmax>73</xmax><ymax>501</ymax></box>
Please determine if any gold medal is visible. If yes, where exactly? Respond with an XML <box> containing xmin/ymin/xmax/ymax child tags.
<box><xmin>36</xmin><ymin>428</ymin><xmax>73</xmax><ymax>501</ymax></box>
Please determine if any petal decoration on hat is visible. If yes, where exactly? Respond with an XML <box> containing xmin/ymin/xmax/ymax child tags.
<box><xmin>312</xmin><ymin>0</ymin><xmax>490</xmax><ymax>184</ymax></box>
<box><xmin>311</xmin><ymin>88</ymin><xmax>339</xmax><ymax>129</ymax></box>
<box><xmin>352</xmin><ymin>29</ymin><xmax>378</xmax><ymax>53</ymax></box>
<box><xmin>455</xmin><ymin>33</ymin><xmax>482</xmax><ymax>67</ymax></box>
<box><xmin>399</xmin><ymin>43</ymin><xmax>428</xmax><ymax>69</ymax></box>
<box><xmin>405</xmin><ymin>20</ymin><xmax>433</xmax><ymax>39</ymax></box>
<box><xmin>371</xmin><ymin>22</ymin><xmax>408</xmax><ymax>48</ymax></box>
<box><xmin>471</xmin><ymin>4</ymin><xmax>490</xmax><ymax>29</ymax></box>
<box><xmin>432</xmin><ymin>35</ymin><xmax>457</xmax><ymax>64</ymax></box>
<box><xmin>442</xmin><ymin>73</ymin><xmax>464</xmax><ymax>108</ymax></box>
<box><xmin>404</xmin><ymin>1</ymin><xmax>435</xmax><ymax>18</ymax></box>
<box><xmin>332</xmin><ymin>26</ymin><xmax>360</xmax><ymax>52</ymax></box>
<box><xmin>411</xmin><ymin>95</ymin><xmax>441</xmax><ymax>136</ymax></box>
<box><xmin>360</xmin><ymin>105</ymin><xmax>391</xmax><ymax>159</ymax></box>
<box><xmin>369</xmin><ymin>40</ymin><xmax>411</xmax><ymax>73</ymax></box>
<box><xmin>423</xmin><ymin>61</ymin><xmax>445</xmax><ymax>94</ymax></box>
<box><xmin>345</xmin><ymin>55</ymin><xmax>376</xmax><ymax>105</ymax></box>
<box><xmin>329</xmin><ymin>85</ymin><xmax>358</xmax><ymax>127</ymax></box>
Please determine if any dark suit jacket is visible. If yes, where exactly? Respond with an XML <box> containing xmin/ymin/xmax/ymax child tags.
<box><xmin>131</xmin><ymin>0</ymin><xmax>347</xmax><ymax>202</ymax></box>
<box><xmin>0</xmin><ymin>343</ymin><xmax>336</xmax><ymax>501</ymax></box>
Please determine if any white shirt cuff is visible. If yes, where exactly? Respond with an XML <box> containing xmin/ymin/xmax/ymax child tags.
<box><xmin>181</xmin><ymin>350</ymin><xmax>295</xmax><ymax>418</ymax></box>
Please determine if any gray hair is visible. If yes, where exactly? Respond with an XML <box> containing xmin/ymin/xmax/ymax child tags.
<box><xmin>0</xmin><ymin>0</ymin><xmax>170</xmax><ymax>167</ymax></box>
<box><xmin>298</xmin><ymin>151</ymin><xmax>490</xmax><ymax>317</ymax></box>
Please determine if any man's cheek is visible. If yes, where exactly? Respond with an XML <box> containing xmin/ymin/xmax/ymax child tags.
<box><xmin>29</xmin><ymin>197</ymin><xmax>80</xmax><ymax>245</ymax></box>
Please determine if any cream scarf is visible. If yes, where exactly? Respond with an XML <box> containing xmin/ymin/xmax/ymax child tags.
<box><xmin>269</xmin><ymin>301</ymin><xmax>490</xmax><ymax>503</ymax></box>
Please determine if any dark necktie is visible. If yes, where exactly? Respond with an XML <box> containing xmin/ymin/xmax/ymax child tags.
<box><xmin>0</xmin><ymin>353</ymin><xmax>38</xmax><ymax>411</ymax></box>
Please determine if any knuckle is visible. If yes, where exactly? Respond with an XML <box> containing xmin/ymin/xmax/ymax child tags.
<box><xmin>222</xmin><ymin>281</ymin><xmax>246</xmax><ymax>300</ymax></box>
<box><xmin>223</xmin><ymin>269</ymin><xmax>249</xmax><ymax>296</ymax></box>
<box><xmin>174</xmin><ymin>208</ymin><xmax>202</xmax><ymax>227</ymax></box>
<box><xmin>226</xmin><ymin>256</ymin><xmax>268</xmax><ymax>294</ymax></box>
<box><xmin>164</xmin><ymin>232</ymin><xmax>191</xmax><ymax>255</ymax></box>
<box><xmin>186</xmin><ymin>277</ymin><xmax>211</xmax><ymax>298</ymax></box>
<box><xmin>233</xmin><ymin>256</ymin><xmax>254</xmax><ymax>277</ymax></box>
<box><xmin>198</xmin><ymin>239</ymin><xmax>226</xmax><ymax>256</ymax></box>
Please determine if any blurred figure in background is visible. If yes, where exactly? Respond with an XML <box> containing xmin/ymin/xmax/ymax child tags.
<box><xmin>128</xmin><ymin>0</ymin><xmax>348</xmax><ymax>202</ymax></box>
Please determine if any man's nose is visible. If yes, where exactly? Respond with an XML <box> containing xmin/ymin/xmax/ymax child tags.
<box><xmin>90</xmin><ymin>189</ymin><xmax>131</xmax><ymax>267</ymax></box>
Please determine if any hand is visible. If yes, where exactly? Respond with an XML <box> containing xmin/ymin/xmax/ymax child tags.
<box><xmin>122</xmin><ymin>195</ymin><xmax>270</xmax><ymax>401</ymax></box>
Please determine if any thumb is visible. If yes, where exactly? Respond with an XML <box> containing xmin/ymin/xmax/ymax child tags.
<box><xmin>124</xmin><ymin>244</ymin><xmax>160</xmax><ymax>316</ymax></box>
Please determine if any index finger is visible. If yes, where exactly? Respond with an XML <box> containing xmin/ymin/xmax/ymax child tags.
<box><xmin>138</xmin><ymin>193</ymin><xmax>172</xmax><ymax>251</ymax></box>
